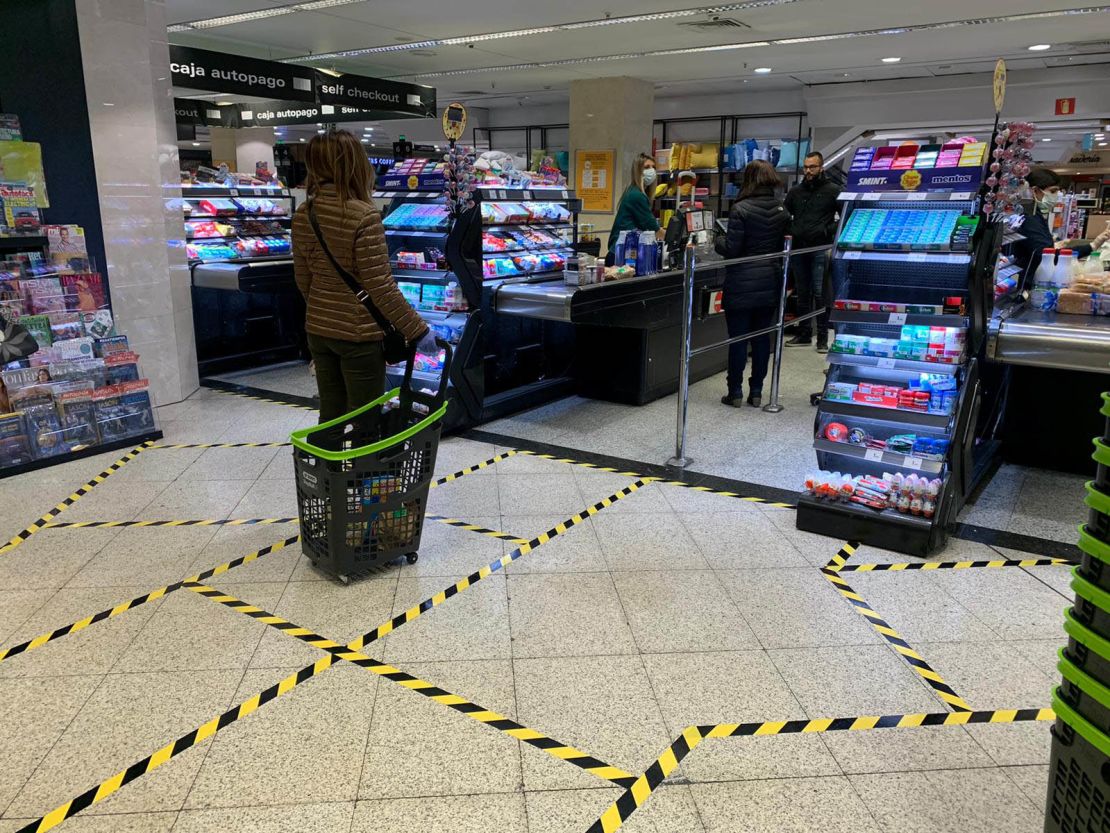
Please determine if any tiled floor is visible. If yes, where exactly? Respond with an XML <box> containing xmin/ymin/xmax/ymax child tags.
<box><xmin>0</xmin><ymin>385</ymin><xmax>1069</xmax><ymax>832</ymax></box>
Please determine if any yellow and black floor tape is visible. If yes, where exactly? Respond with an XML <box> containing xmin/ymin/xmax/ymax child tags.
<box><xmin>0</xmin><ymin>535</ymin><xmax>300</xmax><ymax>665</ymax></box>
<box><xmin>821</xmin><ymin>542</ymin><xmax>972</xmax><ymax>713</ymax></box>
<box><xmin>431</xmin><ymin>450</ymin><xmax>518</xmax><ymax>487</ymax></box>
<box><xmin>586</xmin><ymin>707</ymin><xmax>1055</xmax><ymax>833</ymax></box>
<box><xmin>426</xmin><ymin>515</ymin><xmax>530</xmax><ymax>545</ymax></box>
<box><xmin>348</xmin><ymin>481</ymin><xmax>645</xmax><ymax>651</ymax></box>
<box><xmin>187</xmin><ymin>582</ymin><xmax>637</xmax><ymax>786</ymax></box>
<box><xmin>514</xmin><ymin>450</ymin><xmax>796</xmax><ymax>508</ymax></box>
<box><xmin>0</xmin><ymin>441</ymin><xmax>151</xmax><ymax>555</ymax></box>
<box><xmin>203</xmin><ymin>386</ymin><xmax>317</xmax><ymax>411</ymax></box>
<box><xmin>148</xmin><ymin>441</ymin><xmax>293</xmax><ymax>449</ymax></box>
<box><xmin>43</xmin><ymin>518</ymin><xmax>298</xmax><ymax>529</ymax></box>
<box><xmin>838</xmin><ymin>557</ymin><xmax>1071</xmax><ymax>572</ymax></box>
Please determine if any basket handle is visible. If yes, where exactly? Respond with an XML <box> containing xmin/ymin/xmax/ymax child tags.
<box><xmin>401</xmin><ymin>337</ymin><xmax>453</xmax><ymax>414</ymax></box>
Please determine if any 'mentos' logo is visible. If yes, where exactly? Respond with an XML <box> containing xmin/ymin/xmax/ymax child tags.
<box><xmin>929</xmin><ymin>173</ymin><xmax>975</xmax><ymax>184</ymax></box>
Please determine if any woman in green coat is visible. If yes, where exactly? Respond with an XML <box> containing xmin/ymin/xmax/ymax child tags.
<box><xmin>606</xmin><ymin>153</ymin><xmax>662</xmax><ymax>266</ymax></box>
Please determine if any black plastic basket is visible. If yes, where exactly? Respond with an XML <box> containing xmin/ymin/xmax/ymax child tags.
<box><xmin>290</xmin><ymin>341</ymin><xmax>452</xmax><ymax>584</ymax></box>
<box><xmin>1065</xmin><ymin>609</ymin><xmax>1110</xmax><ymax>692</ymax></box>
<box><xmin>1060</xmin><ymin>650</ymin><xmax>1110</xmax><ymax>738</ymax></box>
<box><xmin>1074</xmin><ymin>571</ymin><xmax>1110</xmax><ymax>646</ymax></box>
<box><xmin>1047</xmin><ymin>693</ymin><xmax>1110</xmax><ymax>833</ymax></box>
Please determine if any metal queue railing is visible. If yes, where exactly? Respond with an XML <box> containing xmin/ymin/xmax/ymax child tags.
<box><xmin>667</xmin><ymin>239</ymin><xmax>835</xmax><ymax>468</ymax></box>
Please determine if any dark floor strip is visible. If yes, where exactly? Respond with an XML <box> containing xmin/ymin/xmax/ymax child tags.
<box><xmin>461</xmin><ymin>428</ymin><xmax>799</xmax><ymax>505</ymax></box>
<box><xmin>463</xmin><ymin>427</ymin><xmax>1080</xmax><ymax>562</ymax></box>
<box><xmin>199</xmin><ymin>378</ymin><xmax>319</xmax><ymax>410</ymax></box>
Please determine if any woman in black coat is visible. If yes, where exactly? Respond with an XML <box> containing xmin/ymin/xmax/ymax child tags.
<box><xmin>714</xmin><ymin>159</ymin><xmax>789</xmax><ymax>408</ymax></box>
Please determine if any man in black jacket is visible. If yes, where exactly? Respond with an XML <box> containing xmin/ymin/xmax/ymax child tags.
<box><xmin>784</xmin><ymin>152</ymin><xmax>840</xmax><ymax>352</ymax></box>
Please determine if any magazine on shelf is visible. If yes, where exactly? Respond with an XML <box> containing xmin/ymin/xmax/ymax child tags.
<box><xmin>21</xmin><ymin>277</ymin><xmax>66</xmax><ymax>314</ymax></box>
<box><xmin>0</xmin><ymin>411</ymin><xmax>32</xmax><ymax>466</ymax></box>
<box><xmin>22</xmin><ymin>402</ymin><xmax>70</xmax><ymax>458</ymax></box>
<box><xmin>60</xmin><ymin>273</ymin><xmax>105</xmax><ymax>312</ymax></box>
<box><xmin>59</xmin><ymin>389</ymin><xmax>99</xmax><ymax>447</ymax></box>
<box><xmin>49</xmin><ymin>312</ymin><xmax>85</xmax><ymax>342</ymax></box>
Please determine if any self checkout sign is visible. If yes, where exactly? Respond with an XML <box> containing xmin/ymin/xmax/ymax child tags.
<box><xmin>441</xmin><ymin>102</ymin><xmax>467</xmax><ymax>142</ymax></box>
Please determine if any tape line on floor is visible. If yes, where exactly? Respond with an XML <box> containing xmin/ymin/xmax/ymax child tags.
<box><xmin>514</xmin><ymin>450</ymin><xmax>796</xmax><ymax>508</ymax></box>
<box><xmin>186</xmin><ymin>581</ymin><xmax>637</xmax><ymax>787</ymax></box>
<box><xmin>43</xmin><ymin>518</ymin><xmax>299</xmax><ymax>529</ymax></box>
<box><xmin>838</xmin><ymin>557</ymin><xmax>1071</xmax><ymax>572</ymax></box>
<box><xmin>821</xmin><ymin>542</ymin><xmax>973</xmax><ymax>713</ymax></box>
<box><xmin>425</xmin><ymin>516</ymin><xmax>530</xmax><ymax>545</ymax></box>
<box><xmin>347</xmin><ymin>481</ymin><xmax>646</xmax><ymax>651</ymax></box>
<box><xmin>147</xmin><ymin>441</ymin><xmax>293</xmax><ymax>449</ymax></box>
<box><xmin>0</xmin><ymin>535</ymin><xmax>300</xmax><ymax>665</ymax></box>
<box><xmin>15</xmin><ymin>653</ymin><xmax>336</xmax><ymax>833</ymax></box>
<box><xmin>586</xmin><ymin>707</ymin><xmax>1055</xmax><ymax>833</ymax></box>
<box><xmin>0</xmin><ymin>441</ymin><xmax>152</xmax><ymax>556</ymax></box>
<box><xmin>431</xmin><ymin>450</ymin><xmax>518</xmax><ymax>487</ymax></box>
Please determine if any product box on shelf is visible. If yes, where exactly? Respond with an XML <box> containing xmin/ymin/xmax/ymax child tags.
<box><xmin>58</xmin><ymin>390</ymin><xmax>99</xmax><ymax>448</ymax></box>
<box><xmin>93</xmin><ymin>380</ymin><xmax>154</xmax><ymax>442</ymax></box>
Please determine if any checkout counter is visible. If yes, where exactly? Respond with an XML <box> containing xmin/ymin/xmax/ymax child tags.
<box><xmin>494</xmin><ymin>251</ymin><xmax>730</xmax><ymax>405</ymax></box>
<box><xmin>191</xmin><ymin>259</ymin><xmax>305</xmax><ymax>376</ymax></box>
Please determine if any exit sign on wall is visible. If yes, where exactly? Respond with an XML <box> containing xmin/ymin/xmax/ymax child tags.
<box><xmin>1056</xmin><ymin>97</ymin><xmax>1077</xmax><ymax>115</ymax></box>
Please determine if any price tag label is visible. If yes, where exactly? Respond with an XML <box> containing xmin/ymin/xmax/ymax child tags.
<box><xmin>877</xmin><ymin>357</ymin><xmax>897</xmax><ymax>369</ymax></box>
<box><xmin>904</xmin><ymin>456</ymin><xmax>924</xmax><ymax>470</ymax></box>
<box><xmin>844</xmin><ymin>251</ymin><xmax>862</xmax><ymax>260</ymax></box>
<box><xmin>230</xmin><ymin>189</ymin><xmax>239</xmax><ymax>196</ymax></box>
<box><xmin>888</xmin><ymin>312</ymin><xmax>908</xmax><ymax>325</ymax></box>
<box><xmin>864</xmin><ymin>449</ymin><xmax>885</xmax><ymax>462</ymax></box>
<box><xmin>862</xmin><ymin>192</ymin><xmax>882</xmax><ymax>201</ymax></box>
<box><xmin>523</xmin><ymin>190</ymin><xmax>532</xmax><ymax>200</ymax></box>
<box><xmin>561</xmin><ymin>190</ymin><xmax>568</xmax><ymax>199</ymax></box>
<box><xmin>908</xmin><ymin>252</ymin><xmax>928</xmax><ymax>262</ymax></box>
<box><xmin>906</xmin><ymin>192</ymin><xmax>928</xmax><ymax>201</ymax></box>
<box><xmin>840</xmin><ymin>193</ymin><xmax>859</xmax><ymax>201</ymax></box>
<box><xmin>952</xmin><ymin>192</ymin><xmax>972</xmax><ymax>200</ymax></box>
<box><xmin>281</xmin><ymin>189</ymin><xmax>290</xmax><ymax>196</ymax></box>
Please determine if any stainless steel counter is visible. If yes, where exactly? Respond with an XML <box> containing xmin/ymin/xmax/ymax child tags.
<box><xmin>989</xmin><ymin>306</ymin><xmax>1110</xmax><ymax>374</ymax></box>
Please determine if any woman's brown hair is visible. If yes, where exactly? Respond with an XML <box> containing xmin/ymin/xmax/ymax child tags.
<box><xmin>305</xmin><ymin>129</ymin><xmax>374</xmax><ymax>206</ymax></box>
<box><xmin>739</xmin><ymin>159</ymin><xmax>781</xmax><ymax>200</ymax></box>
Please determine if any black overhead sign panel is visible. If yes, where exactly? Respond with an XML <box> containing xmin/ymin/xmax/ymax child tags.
<box><xmin>169</xmin><ymin>45</ymin><xmax>437</xmax><ymax>123</ymax></box>
<box><xmin>170</xmin><ymin>45</ymin><xmax>316</xmax><ymax>101</ymax></box>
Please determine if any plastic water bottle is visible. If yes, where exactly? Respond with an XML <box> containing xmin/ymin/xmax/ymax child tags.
<box><xmin>1030</xmin><ymin>248</ymin><xmax>1058</xmax><ymax>311</ymax></box>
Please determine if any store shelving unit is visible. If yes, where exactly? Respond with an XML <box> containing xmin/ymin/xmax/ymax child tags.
<box><xmin>180</xmin><ymin>184</ymin><xmax>294</xmax><ymax>264</ymax></box>
<box><xmin>374</xmin><ymin>183</ymin><xmax>579</xmax><ymax>428</ymax></box>
<box><xmin>652</xmin><ymin>111</ymin><xmax>809</xmax><ymax>218</ymax></box>
<box><xmin>797</xmin><ymin>184</ymin><xmax>1000</xmax><ymax>556</ymax></box>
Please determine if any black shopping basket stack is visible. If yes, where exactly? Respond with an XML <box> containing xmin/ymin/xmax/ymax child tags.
<box><xmin>290</xmin><ymin>341</ymin><xmax>452</xmax><ymax>584</ymax></box>
<box><xmin>1046</xmin><ymin>392</ymin><xmax>1110</xmax><ymax>833</ymax></box>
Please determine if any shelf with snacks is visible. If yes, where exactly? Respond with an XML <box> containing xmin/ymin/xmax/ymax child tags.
<box><xmin>798</xmin><ymin>147</ymin><xmax>998</xmax><ymax>556</ymax></box>
<box><xmin>376</xmin><ymin>157</ymin><xmax>581</xmax><ymax>429</ymax></box>
<box><xmin>180</xmin><ymin>188</ymin><xmax>294</xmax><ymax>265</ymax></box>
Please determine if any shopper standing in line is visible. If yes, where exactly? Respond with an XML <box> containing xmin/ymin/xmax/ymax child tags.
<box><xmin>784</xmin><ymin>151</ymin><xmax>841</xmax><ymax>353</ymax></box>
<box><xmin>606</xmin><ymin>152</ymin><xmax>664</xmax><ymax>266</ymax></box>
<box><xmin>292</xmin><ymin>130</ymin><xmax>427</xmax><ymax>423</ymax></box>
<box><xmin>715</xmin><ymin>159</ymin><xmax>789</xmax><ymax>409</ymax></box>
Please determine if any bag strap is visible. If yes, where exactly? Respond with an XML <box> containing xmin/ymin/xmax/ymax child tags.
<box><xmin>306</xmin><ymin>198</ymin><xmax>398</xmax><ymax>336</ymax></box>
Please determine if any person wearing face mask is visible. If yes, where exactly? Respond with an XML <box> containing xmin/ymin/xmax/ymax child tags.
<box><xmin>606</xmin><ymin>153</ymin><xmax>664</xmax><ymax>266</ymax></box>
<box><xmin>1015</xmin><ymin>167</ymin><xmax>1110</xmax><ymax>286</ymax></box>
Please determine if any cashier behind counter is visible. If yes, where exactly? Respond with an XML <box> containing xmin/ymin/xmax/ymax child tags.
<box><xmin>1015</xmin><ymin>167</ymin><xmax>1110</xmax><ymax>284</ymax></box>
<box><xmin>606</xmin><ymin>153</ymin><xmax>665</xmax><ymax>266</ymax></box>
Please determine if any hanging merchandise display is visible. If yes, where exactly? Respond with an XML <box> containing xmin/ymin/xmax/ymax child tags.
<box><xmin>981</xmin><ymin>121</ymin><xmax>1036</xmax><ymax>219</ymax></box>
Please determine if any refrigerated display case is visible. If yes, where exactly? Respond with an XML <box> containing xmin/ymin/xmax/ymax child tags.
<box><xmin>797</xmin><ymin>179</ymin><xmax>1001</xmax><ymax>556</ymax></box>
<box><xmin>374</xmin><ymin>181</ymin><xmax>579</xmax><ymax>428</ymax></box>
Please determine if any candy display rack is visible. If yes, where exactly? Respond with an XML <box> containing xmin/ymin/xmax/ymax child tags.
<box><xmin>797</xmin><ymin>145</ymin><xmax>1001</xmax><ymax>556</ymax></box>
<box><xmin>374</xmin><ymin>173</ymin><xmax>580</xmax><ymax>429</ymax></box>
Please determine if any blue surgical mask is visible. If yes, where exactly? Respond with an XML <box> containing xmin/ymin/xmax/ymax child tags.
<box><xmin>1037</xmin><ymin>190</ymin><xmax>1060</xmax><ymax>214</ymax></box>
<box><xmin>642</xmin><ymin>168</ymin><xmax>657</xmax><ymax>186</ymax></box>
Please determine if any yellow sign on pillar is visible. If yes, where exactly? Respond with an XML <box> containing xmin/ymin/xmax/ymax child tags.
<box><xmin>575</xmin><ymin>149</ymin><xmax>615</xmax><ymax>213</ymax></box>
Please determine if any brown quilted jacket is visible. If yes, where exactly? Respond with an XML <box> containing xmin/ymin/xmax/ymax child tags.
<box><xmin>292</xmin><ymin>185</ymin><xmax>427</xmax><ymax>343</ymax></box>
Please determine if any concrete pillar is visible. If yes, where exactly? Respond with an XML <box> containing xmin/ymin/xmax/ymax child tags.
<box><xmin>75</xmin><ymin>0</ymin><xmax>198</xmax><ymax>405</ymax></box>
<box><xmin>209</xmin><ymin>127</ymin><xmax>275</xmax><ymax>176</ymax></box>
<box><xmin>569</xmin><ymin>77</ymin><xmax>655</xmax><ymax>238</ymax></box>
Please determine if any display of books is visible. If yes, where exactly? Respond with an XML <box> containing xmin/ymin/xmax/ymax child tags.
<box><xmin>59</xmin><ymin>390</ymin><xmax>99</xmax><ymax>448</ymax></box>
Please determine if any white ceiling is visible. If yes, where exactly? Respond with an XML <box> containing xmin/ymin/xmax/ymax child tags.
<box><xmin>167</xmin><ymin>0</ymin><xmax>1110</xmax><ymax>106</ymax></box>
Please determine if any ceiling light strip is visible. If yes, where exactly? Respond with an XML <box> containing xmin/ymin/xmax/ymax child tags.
<box><xmin>399</xmin><ymin>5</ymin><xmax>1110</xmax><ymax>79</ymax></box>
<box><xmin>280</xmin><ymin>0</ymin><xmax>799</xmax><ymax>62</ymax></box>
<box><xmin>168</xmin><ymin>0</ymin><xmax>365</xmax><ymax>32</ymax></box>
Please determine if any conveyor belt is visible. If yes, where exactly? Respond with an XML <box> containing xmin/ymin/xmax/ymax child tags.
<box><xmin>989</xmin><ymin>306</ymin><xmax>1110</xmax><ymax>374</ymax></box>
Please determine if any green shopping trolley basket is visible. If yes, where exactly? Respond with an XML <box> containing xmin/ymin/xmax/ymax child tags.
<box><xmin>290</xmin><ymin>340</ymin><xmax>452</xmax><ymax>584</ymax></box>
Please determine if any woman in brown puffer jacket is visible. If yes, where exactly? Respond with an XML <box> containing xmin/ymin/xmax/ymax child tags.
<box><xmin>292</xmin><ymin>130</ymin><xmax>427</xmax><ymax>422</ymax></box>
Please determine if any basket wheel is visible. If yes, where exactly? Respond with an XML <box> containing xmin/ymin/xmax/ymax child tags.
<box><xmin>405</xmin><ymin>552</ymin><xmax>419</xmax><ymax>565</ymax></box>
<box><xmin>337</xmin><ymin>573</ymin><xmax>351</xmax><ymax>586</ymax></box>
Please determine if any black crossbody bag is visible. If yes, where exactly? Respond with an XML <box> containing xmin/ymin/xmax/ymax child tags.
<box><xmin>306</xmin><ymin>199</ymin><xmax>411</xmax><ymax>364</ymax></box>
